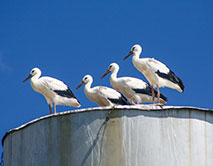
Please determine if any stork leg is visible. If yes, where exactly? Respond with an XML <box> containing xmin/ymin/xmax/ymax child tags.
<box><xmin>157</xmin><ymin>85</ymin><xmax>160</xmax><ymax>103</ymax></box>
<box><xmin>54</xmin><ymin>104</ymin><xmax>57</xmax><ymax>114</ymax></box>
<box><xmin>48</xmin><ymin>104</ymin><xmax>52</xmax><ymax>115</ymax></box>
<box><xmin>151</xmin><ymin>85</ymin><xmax>155</xmax><ymax>103</ymax></box>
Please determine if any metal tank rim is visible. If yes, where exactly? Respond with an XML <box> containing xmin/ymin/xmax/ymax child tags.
<box><xmin>2</xmin><ymin>105</ymin><xmax>213</xmax><ymax>147</ymax></box>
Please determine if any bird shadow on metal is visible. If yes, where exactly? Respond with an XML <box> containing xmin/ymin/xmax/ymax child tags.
<box><xmin>80</xmin><ymin>112</ymin><xmax>110</xmax><ymax>166</ymax></box>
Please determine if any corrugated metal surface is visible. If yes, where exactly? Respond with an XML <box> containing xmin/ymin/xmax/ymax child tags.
<box><xmin>2</xmin><ymin>105</ymin><xmax>213</xmax><ymax>166</ymax></box>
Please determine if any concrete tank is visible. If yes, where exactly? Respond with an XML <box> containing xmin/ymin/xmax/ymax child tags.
<box><xmin>2</xmin><ymin>105</ymin><xmax>213</xmax><ymax>166</ymax></box>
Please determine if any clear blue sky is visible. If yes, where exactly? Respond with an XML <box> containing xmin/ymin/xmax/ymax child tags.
<box><xmin>1</xmin><ymin>0</ymin><xmax>213</xmax><ymax>153</ymax></box>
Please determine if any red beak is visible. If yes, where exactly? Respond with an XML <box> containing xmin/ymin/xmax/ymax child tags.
<box><xmin>123</xmin><ymin>51</ymin><xmax>133</xmax><ymax>61</ymax></box>
<box><xmin>100</xmin><ymin>69</ymin><xmax>111</xmax><ymax>79</ymax></box>
<box><xmin>23</xmin><ymin>74</ymin><xmax>33</xmax><ymax>83</ymax></box>
<box><xmin>76</xmin><ymin>81</ymin><xmax>85</xmax><ymax>90</ymax></box>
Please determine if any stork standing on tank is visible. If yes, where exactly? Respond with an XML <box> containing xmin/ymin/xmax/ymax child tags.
<box><xmin>76</xmin><ymin>74</ymin><xmax>130</xmax><ymax>106</ymax></box>
<box><xmin>123</xmin><ymin>44</ymin><xmax>184</xmax><ymax>102</ymax></box>
<box><xmin>101</xmin><ymin>63</ymin><xmax>167</xmax><ymax>105</ymax></box>
<box><xmin>23</xmin><ymin>68</ymin><xmax>81</xmax><ymax>114</ymax></box>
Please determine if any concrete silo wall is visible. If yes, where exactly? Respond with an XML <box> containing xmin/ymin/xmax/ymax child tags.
<box><xmin>2</xmin><ymin>105</ymin><xmax>213</xmax><ymax>166</ymax></box>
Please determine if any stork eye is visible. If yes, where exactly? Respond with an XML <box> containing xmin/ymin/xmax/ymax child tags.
<box><xmin>109</xmin><ymin>65</ymin><xmax>112</xmax><ymax>69</ymax></box>
<box><xmin>132</xmin><ymin>47</ymin><xmax>135</xmax><ymax>51</ymax></box>
<box><xmin>32</xmin><ymin>70</ymin><xmax>35</xmax><ymax>73</ymax></box>
<box><xmin>85</xmin><ymin>77</ymin><xmax>88</xmax><ymax>80</ymax></box>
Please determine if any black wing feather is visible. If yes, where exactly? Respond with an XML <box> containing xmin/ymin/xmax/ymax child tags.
<box><xmin>133</xmin><ymin>86</ymin><xmax>167</xmax><ymax>102</ymax></box>
<box><xmin>54</xmin><ymin>87</ymin><xmax>77</xmax><ymax>99</ymax></box>
<box><xmin>156</xmin><ymin>70</ymin><xmax>184</xmax><ymax>92</ymax></box>
<box><xmin>108</xmin><ymin>93</ymin><xmax>130</xmax><ymax>105</ymax></box>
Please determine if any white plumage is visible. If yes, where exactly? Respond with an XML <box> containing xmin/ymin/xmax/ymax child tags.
<box><xmin>101</xmin><ymin>63</ymin><xmax>167</xmax><ymax>105</ymax></box>
<box><xmin>123</xmin><ymin>44</ymin><xmax>184</xmax><ymax>101</ymax></box>
<box><xmin>76</xmin><ymin>75</ymin><xmax>130</xmax><ymax>106</ymax></box>
<box><xmin>23</xmin><ymin>68</ymin><xmax>80</xmax><ymax>114</ymax></box>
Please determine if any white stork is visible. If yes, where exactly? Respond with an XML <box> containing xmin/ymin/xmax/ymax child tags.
<box><xmin>76</xmin><ymin>74</ymin><xmax>130</xmax><ymax>106</ymax></box>
<box><xmin>101</xmin><ymin>63</ymin><xmax>167</xmax><ymax>105</ymax></box>
<box><xmin>123</xmin><ymin>44</ymin><xmax>184</xmax><ymax>102</ymax></box>
<box><xmin>23</xmin><ymin>67</ymin><xmax>81</xmax><ymax>114</ymax></box>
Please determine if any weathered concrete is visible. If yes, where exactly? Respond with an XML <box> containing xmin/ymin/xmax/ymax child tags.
<box><xmin>2</xmin><ymin>105</ymin><xmax>213</xmax><ymax>166</ymax></box>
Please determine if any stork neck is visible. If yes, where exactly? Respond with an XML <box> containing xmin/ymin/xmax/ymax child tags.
<box><xmin>132</xmin><ymin>53</ymin><xmax>141</xmax><ymax>66</ymax></box>
<box><xmin>110</xmin><ymin>69</ymin><xmax>118</xmax><ymax>83</ymax></box>
<box><xmin>84</xmin><ymin>80</ymin><xmax>93</xmax><ymax>93</ymax></box>
<box><xmin>133</xmin><ymin>52</ymin><xmax>140</xmax><ymax>59</ymax></box>
<box><xmin>30</xmin><ymin>73</ymin><xmax>41</xmax><ymax>83</ymax></box>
